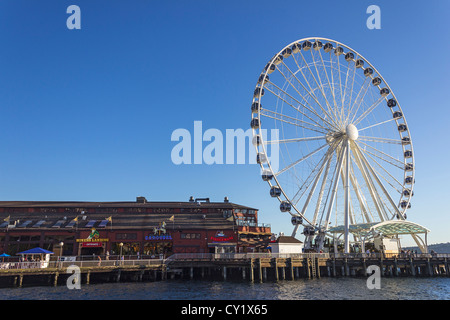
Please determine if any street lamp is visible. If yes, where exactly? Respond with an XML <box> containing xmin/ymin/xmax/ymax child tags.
<box><xmin>59</xmin><ymin>242</ymin><xmax>64</xmax><ymax>256</ymax></box>
<box><xmin>119</xmin><ymin>242</ymin><xmax>123</xmax><ymax>261</ymax></box>
<box><xmin>58</xmin><ymin>242</ymin><xmax>64</xmax><ymax>269</ymax></box>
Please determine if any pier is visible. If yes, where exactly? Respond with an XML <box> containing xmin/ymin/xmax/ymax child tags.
<box><xmin>0</xmin><ymin>253</ymin><xmax>449</xmax><ymax>288</ymax></box>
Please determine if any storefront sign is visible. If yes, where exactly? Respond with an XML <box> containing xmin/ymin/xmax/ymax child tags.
<box><xmin>145</xmin><ymin>220</ymin><xmax>173</xmax><ymax>241</ymax></box>
<box><xmin>77</xmin><ymin>238</ymin><xmax>109</xmax><ymax>242</ymax></box>
<box><xmin>81</xmin><ymin>242</ymin><xmax>103</xmax><ymax>247</ymax></box>
<box><xmin>145</xmin><ymin>235</ymin><xmax>173</xmax><ymax>241</ymax></box>
<box><xmin>76</xmin><ymin>228</ymin><xmax>109</xmax><ymax>243</ymax></box>
<box><xmin>210</xmin><ymin>231</ymin><xmax>234</xmax><ymax>243</ymax></box>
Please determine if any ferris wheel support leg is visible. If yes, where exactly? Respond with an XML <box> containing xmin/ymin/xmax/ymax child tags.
<box><xmin>351</xmin><ymin>143</ymin><xmax>386</xmax><ymax>222</ymax></box>
<box><xmin>317</xmin><ymin>142</ymin><xmax>347</xmax><ymax>251</ymax></box>
<box><xmin>344</xmin><ymin>140</ymin><xmax>351</xmax><ymax>254</ymax></box>
<box><xmin>291</xmin><ymin>224</ymin><xmax>299</xmax><ymax>237</ymax></box>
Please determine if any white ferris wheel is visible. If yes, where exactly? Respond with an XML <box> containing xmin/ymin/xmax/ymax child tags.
<box><xmin>251</xmin><ymin>37</ymin><xmax>428</xmax><ymax>253</ymax></box>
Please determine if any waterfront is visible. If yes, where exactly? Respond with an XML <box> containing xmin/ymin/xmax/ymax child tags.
<box><xmin>1</xmin><ymin>277</ymin><xmax>450</xmax><ymax>300</ymax></box>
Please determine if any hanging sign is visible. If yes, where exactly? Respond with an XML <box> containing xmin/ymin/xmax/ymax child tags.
<box><xmin>76</xmin><ymin>228</ymin><xmax>109</xmax><ymax>243</ymax></box>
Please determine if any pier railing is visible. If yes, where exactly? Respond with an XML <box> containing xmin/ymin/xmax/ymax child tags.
<box><xmin>165</xmin><ymin>252</ymin><xmax>330</xmax><ymax>261</ymax></box>
<box><xmin>1</xmin><ymin>252</ymin><xmax>450</xmax><ymax>271</ymax></box>
<box><xmin>330</xmin><ymin>252</ymin><xmax>450</xmax><ymax>259</ymax></box>
<box><xmin>0</xmin><ymin>258</ymin><xmax>165</xmax><ymax>271</ymax></box>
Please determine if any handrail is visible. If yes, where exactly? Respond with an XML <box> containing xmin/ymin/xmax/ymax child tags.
<box><xmin>2</xmin><ymin>252</ymin><xmax>450</xmax><ymax>271</ymax></box>
<box><xmin>0</xmin><ymin>259</ymin><xmax>165</xmax><ymax>271</ymax></box>
<box><xmin>165</xmin><ymin>252</ymin><xmax>330</xmax><ymax>261</ymax></box>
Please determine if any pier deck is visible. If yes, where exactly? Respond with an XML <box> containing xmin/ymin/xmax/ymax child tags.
<box><xmin>0</xmin><ymin>253</ymin><xmax>449</xmax><ymax>288</ymax></box>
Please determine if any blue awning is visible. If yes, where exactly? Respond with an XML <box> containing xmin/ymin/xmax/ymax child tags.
<box><xmin>17</xmin><ymin>247</ymin><xmax>54</xmax><ymax>255</ymax></box>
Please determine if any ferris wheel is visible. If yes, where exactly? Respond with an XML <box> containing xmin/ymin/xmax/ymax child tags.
<box><xmin>251</xmin><ymin>37</ymin><xmax>416</xmax><ymax>253</ymax></box>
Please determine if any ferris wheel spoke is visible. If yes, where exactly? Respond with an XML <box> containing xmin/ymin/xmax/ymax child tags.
<box><xmin>291</xmin><ymin>52</ymin><xmax>341</xmax><ymax>129</ymax></box>
<box><xmin>317</xmin><ymin>49</ymin><xmax>340</xmax><ymax>121</ymax></box>
<box><xmin>260</xmin><ymin>108</ymin><xmax>327</xmax><ymax>132</ymax></box>
<box><xmin>328</xmin><ymin>51</ymin><xmax>340</xmax><ymax>124</ymax></box>
<box><xmin>275</xmin><ymin>143</ymin><xmax>329</xmax><ymax>177</ymax></box>
<box><xmin>353</xmin><ymin>142</ymin><xmax>402</xmax><ymax>219</ymax></box>
<box><xmin>346</xmin><ymin>76</ymin><xmax>368</xmax><ymax>124</ymax></box>
<box><xmin>260</xmin><ymin>110</ymin><xmax>328</xmax><ymax>135</ymax></box>
<box><xmin>350</xmin><ymin>142</ymin><xmax>387</xmax><ymax>221</ymax></box>
<box><xmin>264</xmin><ymin>81</ymin><xmax>334</xmax><ymax>130</ymax></box>
<box><xmin>310</xmin><ymin>50</ymin><xmax>341</xmax><ymax>126</ymax></box>
<box><xmin>359</xmin><ymin>148</ymin><xmax>404</xmax><ymax>171</ymax></box>
<box><xmin>349</xmin><ymin>161</ymin><xmax>374</xmax><ymax>223</ymax></box>
<box><xmin>312</xmin><ymin>150</ymin><xmax>333</xmax><ymax>226</ymax></box>
<box><xmin>346</xmin><ymin>56</ymin><xmax>359</xmax><ymax>125</ymax></box>
<box><xmin>299</xmin><ymin>50</ymin><xmax>340</xmax><ymax>128</ymax></box>
<box><xmin>357</xmin><ymin>140</ymin><xmax>404</xmax><ymax>169</ymax></box>
<box><xmin>358</xmin><ymin>135</ymin><xmax>402</xmax><ymax>145</ymax></box>
<box><xmin>291</xmin><ymin>153</ymin><xmax>327</xmax><ymax>207</ymax></box>
<box><xmin>320</xmin><ymin>141</ymin><xmax>347</xmax><ymax>232</ymax></box>
<box><xmin>361</xmin><ymin>148</ymin><xmax>404</xmax><ymax>189</ymax></box>
<box><xmin>348</xmin><ymin>79</ymin><xmax>372</xmax><ymax>124</ymax></box>
<box><xmin>265</xmin><ymin>135</ymin><xmax>326</xmax><ymax>145</ymax></box>
<box><xmin>369</xmin><ymin>161</ymin><xmax>403</xmax><ymax>195</ymax></box>
<box><xmin>274</xmin><ymin>62</ymin><xmax>323</xmax><ymax>113</ymax></box>
<box><xmin>358</xmin><ymin>117</ymin><xmax>397</xmax><ymax>132</ymax></box>
<box><xmin>353</xmin><ymin>95</ymin><xmax>386</xmax><ymax>126</ymax></box>
<box><xmin>340</xmin><ymin>61</ymin><xmax>353</xmax><ymax>124</ymax></box>
<box><xmin>334</xmin><ymin>44</ymin><xmax>345</xmax><ymax>124</ymax></box>
<box><xmin>358</xmin><ymin>143</ymin><xmax>404</xmax><ymax>193</ymax></box>
<box><xmin>289</xmin><ymin>52</ymin><xmax>324</xmax><ymax>105</ymax></box>
<box><xmin>292</xmin><ymin>140</ymin><xmax>338</xmax><ymax>207</ymax></box>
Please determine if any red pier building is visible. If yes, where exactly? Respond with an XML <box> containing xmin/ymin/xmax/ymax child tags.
<box><xmin>0</xmin><ymin>197</ymin><xmax>271</xmax><ymax>257</ymax></box>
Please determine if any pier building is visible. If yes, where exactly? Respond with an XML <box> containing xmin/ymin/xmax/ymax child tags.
<box><xmin>0</xmin><ymin>197</ymin><xmax>272</xmax><ymax>257</ymax></box>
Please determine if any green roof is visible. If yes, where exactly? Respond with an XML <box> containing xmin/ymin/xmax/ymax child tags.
<box><xmin>328</xmin><ymin>220</ymin><xmax>429</xmax><ymax>236</ymax></box>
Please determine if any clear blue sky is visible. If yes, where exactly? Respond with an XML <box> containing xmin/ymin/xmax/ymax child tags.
<box><xmin>0</xmin><ymin>0</ymin><xmax>448</xmax><ymax>246</ymax></box>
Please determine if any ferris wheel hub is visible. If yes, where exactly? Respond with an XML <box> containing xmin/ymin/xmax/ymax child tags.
<box><xmin>345</xmin><ymin>124</ymin><xmax>359</xmax><ymax>141</ymax></box>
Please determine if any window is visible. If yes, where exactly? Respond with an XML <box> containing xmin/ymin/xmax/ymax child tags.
<box><xmin>85</xmin><ymin>220</ymin><xmax>96</xmax><ymax>228</ymax></box>
<box><xmin>65</xmin><ymin>219</ymin><xmax>77</xmax><ymax>228</ymax></box>
<box><xmin>116</xmin><ymin>233</ymin><xmax>137</xmax><ymax>240</ymax></box>
<box><xmin>52</xmin><ymin>220</ymin><xmax>66</xmax><ymax>228</ymax></box>
<box><xmin>180</xmin><ymin>233</ymin><xmax>200</xmax><ymax>240</ymax></box>
<box><xmin>98</xmin><ymin>219</ymin><xmax>109</xmax><ymax>228</ymax></box>
<box><xmin>33</xmin><ymin>220</ymin><xmax>46</xmax><ymax>228</ymax></box>
<box><xmin>18</xmin><ymin>220</ymin><xmax>33</xmax><ymax>228</ymax></box>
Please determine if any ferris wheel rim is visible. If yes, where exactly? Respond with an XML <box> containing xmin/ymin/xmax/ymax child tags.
<box><xmin>251</xmin><ymin>36</ymin><xmax>415</xmax><ymax>233</ymax></box>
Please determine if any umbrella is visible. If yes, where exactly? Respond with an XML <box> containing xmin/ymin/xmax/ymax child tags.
<box><xmin>0</xmin><ymin>253</ymin><xmax>10</xmax><ymax>257</ymax></box>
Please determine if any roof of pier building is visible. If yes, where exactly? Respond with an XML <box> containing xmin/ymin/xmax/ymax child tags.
<box><xmin>0</xmin><ymin>197</ymin><xmax>258</xmax><ymax>231</ymax></box>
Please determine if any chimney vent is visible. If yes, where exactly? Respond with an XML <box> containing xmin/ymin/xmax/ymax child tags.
<box><xmin>136</xmin><ymin>196</ymin><xmax>147</xmax><ymax>203</ymax></box>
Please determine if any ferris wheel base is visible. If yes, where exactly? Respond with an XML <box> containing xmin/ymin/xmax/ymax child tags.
<box><xmin>301</xmin><ymin>220</ymin><xmax>430</xmax><ymax>254</ymax></box>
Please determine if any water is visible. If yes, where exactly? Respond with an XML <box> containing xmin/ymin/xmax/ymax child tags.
<box><xmin>1</xmin><ymin>277</ymin><xmax>449</xmax><ymax>300</ymax></box>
